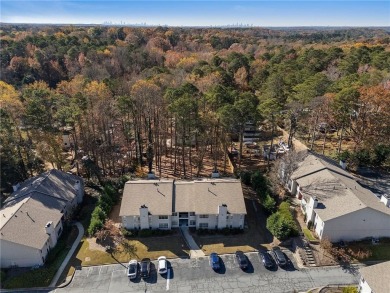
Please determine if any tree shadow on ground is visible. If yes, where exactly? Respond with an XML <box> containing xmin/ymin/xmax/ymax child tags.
<box><xmin>191</xmin><ymin>198</ymin><xmax>273</xmax><ymax>254</ymax></box>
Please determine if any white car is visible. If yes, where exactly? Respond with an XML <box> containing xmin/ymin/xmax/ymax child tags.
<box><xmin>157</xmin><ymin>256</ymin><xmax>168</xmax><ymax>274</ymax></box>
<box><xmin>127</xmin><ymin>259</ymin><xmax>138</xmax><ymax>279</ymax></box>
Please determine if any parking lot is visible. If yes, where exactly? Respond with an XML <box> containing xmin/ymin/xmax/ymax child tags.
<box><xmin>52</xmin><ymin>250</ymin><xmax>359</xmax><ymax>293</ymax></box>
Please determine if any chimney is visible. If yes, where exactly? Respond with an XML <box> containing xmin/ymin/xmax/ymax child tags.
<box><xmin>45</xmin><ymin>221</ymin><xmax>59</xmax><ymax>247</ymax></box>
<box><xmin>12</xmin><ymin>183</ymin><xmax>20</xmax><ymax>192</ymax></box>
<box><xmin>45</xmin><ymin>221</ymin><xmax>54</xmax><ymax>235</ymax></box>
<box><xmin>139</xmin><ymin>205</ymin><xmax>150</xmax><ymax>229</ymax></box>
<box><xmin>74</xmin><ymin>180</ymin><xmax>80</xmax><ymax>191</ymax></box>
<box><xmin>339</xmin><ymin>160</ymin><xmax>347</xmax><ymax>170</ymax></box>
<box><xmin>380</xmin><ymin>194</ymin><xmax>390</xmax><ymax>208</ymax></box>
<box><xmin>217</xmin><ymin>204</ymin><xmax>228</xmax><ymax>229</ymax></box>
<box><xmin>310</xmin><ymin>196</ymin><xmax>319</xmax><ymax>208</ymax></box>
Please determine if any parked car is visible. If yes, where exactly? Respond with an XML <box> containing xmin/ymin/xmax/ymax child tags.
<box><xmin>140</xmin><ymin>258</ymin><xmax>151</xmax><ymax>278</ymax></box>
<box><xmin>259</xmin><ymin>251</ymin><xmax>274</xmax><ymax>269</ymax></box>
<box><xmin>127</xmin><ymin>259</ymin><xmax>138</xmax><ymax>279</ymax></box>
<box><xmin>235</xmin><ymin>251</ymin><xmax>248</xmax><ymax>270</ymax></box>
<box><xmin>157</xmin><ymin>256</ymin><xmax>168</xmax><ymax>274</ymax></box>
<box><xmin>271</xmin><ymin>247</ymin><xmax>287</xmax><ymax>267</ymax></box>
<box><xmin>209</xmin><ymin>252</ymin><xmax>220</xmax><ymax>270</ymax></box>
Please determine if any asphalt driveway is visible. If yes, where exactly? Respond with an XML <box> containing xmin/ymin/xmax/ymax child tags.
<box><xmin>51</xmin><ymin>251</ymin><xmax>359</xmax><ymax>293</ymax></box>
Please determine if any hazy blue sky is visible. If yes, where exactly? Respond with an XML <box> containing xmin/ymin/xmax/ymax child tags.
<box><xmin>1</xmin><ymin>1</ymin><xmax>389</xmax><ymax>26</ymax></box>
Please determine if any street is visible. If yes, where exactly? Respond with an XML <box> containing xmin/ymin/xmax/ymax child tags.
<box><xmin>51</xmin><ymin>251</ymin><xmax>359</xmax><ymax>293</ymax></box>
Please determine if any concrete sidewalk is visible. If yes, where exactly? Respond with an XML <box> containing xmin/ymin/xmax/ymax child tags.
<box><xmin>49</xmin><ymin>222</ymin><xmax>84</xmax><ymax>287</ymax></box>
<box><xmin>180</xmin><ymin>227</ymin><xmax>205</xmax><ymax>258</ymax></box>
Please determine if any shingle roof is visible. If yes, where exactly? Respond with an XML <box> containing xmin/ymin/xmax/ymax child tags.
<box><xmin>119</xmin><ymin>180</ymin><xmax>174</xmax><ymax>216</ymax></box>
<box><xmin>0</xmin><ymin>197</ymin><xmax>63</xmax><ymax>249</ymax></box>
<box><xmin>0</xmin><ymin>169</ymin><xmax>82</xmax><ymax>249</ymax></box>
<box><xmin>192</xmin><ymin>180</ymin><xmax>246</xmax><ymax>214</ymax></box>
<box><xmin>359</xmin><ymin>261</ymin><xmax>390</xmax><ymax>293</ymax></box>
<box><xmin>293</xmin><ymin>153</ymin><xmax>390</xmax><ymax>221</ymax></box>
<box><xmin>174</xmin><ymin>182</ymin><xmax>196</xmax><ymax>213</ymax></box>
<box><xmin>4</xmin><ymin>169</ymin><xmax>82</xmax><ymax>205</ymax></box>
<box><xmin>120</xmin><ymin>179</ymin><xmax>247</xmax><ymax>216</ymax></box>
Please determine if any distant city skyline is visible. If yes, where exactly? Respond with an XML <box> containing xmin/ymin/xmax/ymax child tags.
<box><xmin>1</xmin><ymin>1</ymin><xmax>389</xmax><ymax>27</ymax></box>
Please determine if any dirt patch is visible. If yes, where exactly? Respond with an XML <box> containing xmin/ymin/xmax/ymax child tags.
<box><xmin>87</xmin><ymin>237</ymin><xmax>108</xmax><ymax>252</ymax></box>
<box><xmin>108</xmin><ymin>198</ymin><xmax>122</xmax><ymax>224</ymax></box>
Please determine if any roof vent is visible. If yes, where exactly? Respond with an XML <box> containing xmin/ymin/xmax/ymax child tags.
<box><xmin>12</xmin><ymin>183</ymin><xmax>20</xmax><ymax>192</ymax></box>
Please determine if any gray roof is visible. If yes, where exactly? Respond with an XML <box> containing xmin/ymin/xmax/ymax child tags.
<box><xmin>293</xmin><ymin>153</ymin><xmax>390</xmax><ymax>221</ymax></box>
<box><xmin>0</xmin><ymin>170</ymin><xmax>82</xmax><ymax>249</ymax></box>
<box><xmin>4</xmin><ymin>169</ymin><xmax>82</xmax><ymax>205</ymax></box>
<box><xmin>120</xmin><ymin>179</ymin><xmax>247</xmax><ymax>216</ymax></box>
<box><xmin>119</xmin><ymin>180</ymin><xmax>174</xmax><ymax>216</ymax></box>
<box><xmin>359</xmin><ymin>261</ymin><xmax>390</xmax><ymax>293</ymax></box>
<box><xmin>0</xmin><ymin>197</ymin><xmax>63</xmax><ymax>249</ymax></box>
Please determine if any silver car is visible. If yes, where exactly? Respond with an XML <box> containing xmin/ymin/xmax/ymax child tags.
<box><xmin>127</xmin><ymin>259</ymin><xmax>138</xmax><ymax>279</ymax></box>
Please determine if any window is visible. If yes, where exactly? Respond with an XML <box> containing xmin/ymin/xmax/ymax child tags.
<box><xmin>172</xmin><ymin>221</ymin><xmax>178</xmax><ymax>226</ymax></box>
<box><xmin>190</xmin><ymin>220</ymin><xmax>196</xmax><ymax>226</ymax></box>
<box><xmin>159</xmin><ymin>223</ymin><xmax>169</xmax><ymax>229</ymax></box>
<box><xmin>199</xmin><ymin>223</ymin><xmax>208</xmax><ymax>228</ymax></box>
<box><xmin>199</xmin><ymin>214</ymin><xmax>208</xmax><ymax>218</ymax></box>
<box><xmin>172</xmin><ymin>212</ymin><xmax>177</xmax><ymax>216</ymax></box>
<box><xmin>189</xmin><ymin>212</ymin><xmax>195</xmax><ymax>216</ymax></box>
<box><xmin>159</xmin><ymin>215</ymin><xmax>168</xmax><ymax>220</ymax></box>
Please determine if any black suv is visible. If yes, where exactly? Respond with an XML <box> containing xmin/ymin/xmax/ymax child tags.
<box><xmin>140</xmin><ymin>258</ymin><xmax>151</xmax><ymax>278</ymax></box>
<box><xmin>271</xmin><ymin>247</ymin><xmax>287</xmax><ymax>267</ymax></box>
<box><xmin>235</xmin><ymin>251</ymin><xmax>248</xmax><ymax>270</ymax></box>
<box><xmin>259</xmin><ymin>251</ymin><xmax>274</xmax><ymax>269</ymax></box>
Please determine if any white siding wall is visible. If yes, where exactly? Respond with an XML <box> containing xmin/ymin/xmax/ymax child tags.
<box><xmin>314</xmin><ymin>215</ymin><xmax>324</xmax><ymax>238</ymax></box>
<box><xmin>122</xmin><ymin>216</ymin><xmax>137</xmax><ymax>229</ymax></box>
<box><xmin>228</xmin><ymin>214</ymin><xmax>245</xmax><ymax>228</ymax></box>
<box><xmin>150</xmin><ymin>216</ymin><xmax>171</xmax><ymax>229</ymax></box>
<box><xmin>196</xmin><ymin>214</ymin><xmax>217</xmax><ymax>229</ymax></box>
<box><xmin>122</xmin><ymin>213</ymin><xmax>245</xmax><ymax>230</ymax></box>
<box><xmin>0</xmin><ymin>240</ymin><xmax>46</xmax><ymax>268</ymax></box>
<box><xmin>359</xmin><ymin>277</ymin><xmax>373</xmax><ymax>293</ymax></box>
<box><xmin>171</xmin><ymin>215</ymin><xmax>179</xmax><ymax>227</ymax></box>
<box><xmin>322</xmin><ymin>208</ymin><xmax>390</xmax><ymax>242</ymax></box>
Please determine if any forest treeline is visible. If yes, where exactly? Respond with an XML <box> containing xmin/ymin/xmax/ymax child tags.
<box><xmin>1</xmin><ymin>25</ymin><xmax>390</xmax><ymax>193</ymax></box>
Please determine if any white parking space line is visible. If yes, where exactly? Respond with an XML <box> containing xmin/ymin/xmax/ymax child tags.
<box><xmin>86</xmin><ymin>267</ymin><xmax>92</xmax><ymax>278</ymax></box>
<box><xmin>166</xmin><ymin>269</ymin><xmax>170</xmax><ymax>291</ymax></box>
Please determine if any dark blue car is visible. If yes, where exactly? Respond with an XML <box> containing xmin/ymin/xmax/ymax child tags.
<box><xmin>209</xmin><ymin>252</ymin><xmax>220</xmax><ymax>270</ymax></box>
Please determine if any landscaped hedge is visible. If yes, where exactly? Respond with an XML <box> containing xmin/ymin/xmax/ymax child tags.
<box><xmin>87</xmin><ymin>182</ymin><xmax>119</xmax><ymax>236</ymax></box>
<box><xmin>266</xmin><ymin>201</ymin><xmax>298</xmax><ymax>240</ymax></box>
<box><xmin>121</xmin><ymin>228</ymin><xmax>174</xmax><ymax>238</ymax></box>
<box><xmin>240</xmin><ymin>170</ymin><xmax>277</xmax><ymax>211</ymax></box>
<box><xmin>196</xmin><ymin>228</ymin><xmax>244</xmax><ymax>236</ymax></box>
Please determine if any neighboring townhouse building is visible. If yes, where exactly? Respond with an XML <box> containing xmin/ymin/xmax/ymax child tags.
<box><xmin>359</xmin><ymin>261</ymin><xmax>390</xmax><ymax>293</ymax></box>
<box><xmin>284</xmin><ymin>152</ymin><xmax>390</xmax><ymax>242</ymax></box>
<box><xmin>0</xmin><ymin>169</ymin><xmax>84</xmax><ymax>268</ymax></box>
<box><xmin>119</xmin><ymin>179</ymin><xmax>247</xmax><ymax>230</ymax></box>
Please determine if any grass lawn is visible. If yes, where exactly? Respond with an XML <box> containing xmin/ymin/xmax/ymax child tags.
<box><xmin>347</xmin><ymin>239</ymin><xmax>390</xmax><ymax>262</ymax></box>
<box><xmin>191</xmin><ymin>198</ymin><xmax>273</xmax><ymax>255</ymax></box>
<box><xmin>303</xmin><ymin>228</ymin><xmax>317</xmax><ymax>242</ymax></box>
<box><xmin>368</xmin><ymin>244</ymin><xmax>390</xmax><ymax>261</ymax></box>
<box><xmin>66</xmin><ymin>232</ymin><xmax>189</xmax><ymax>270</ymax></box>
